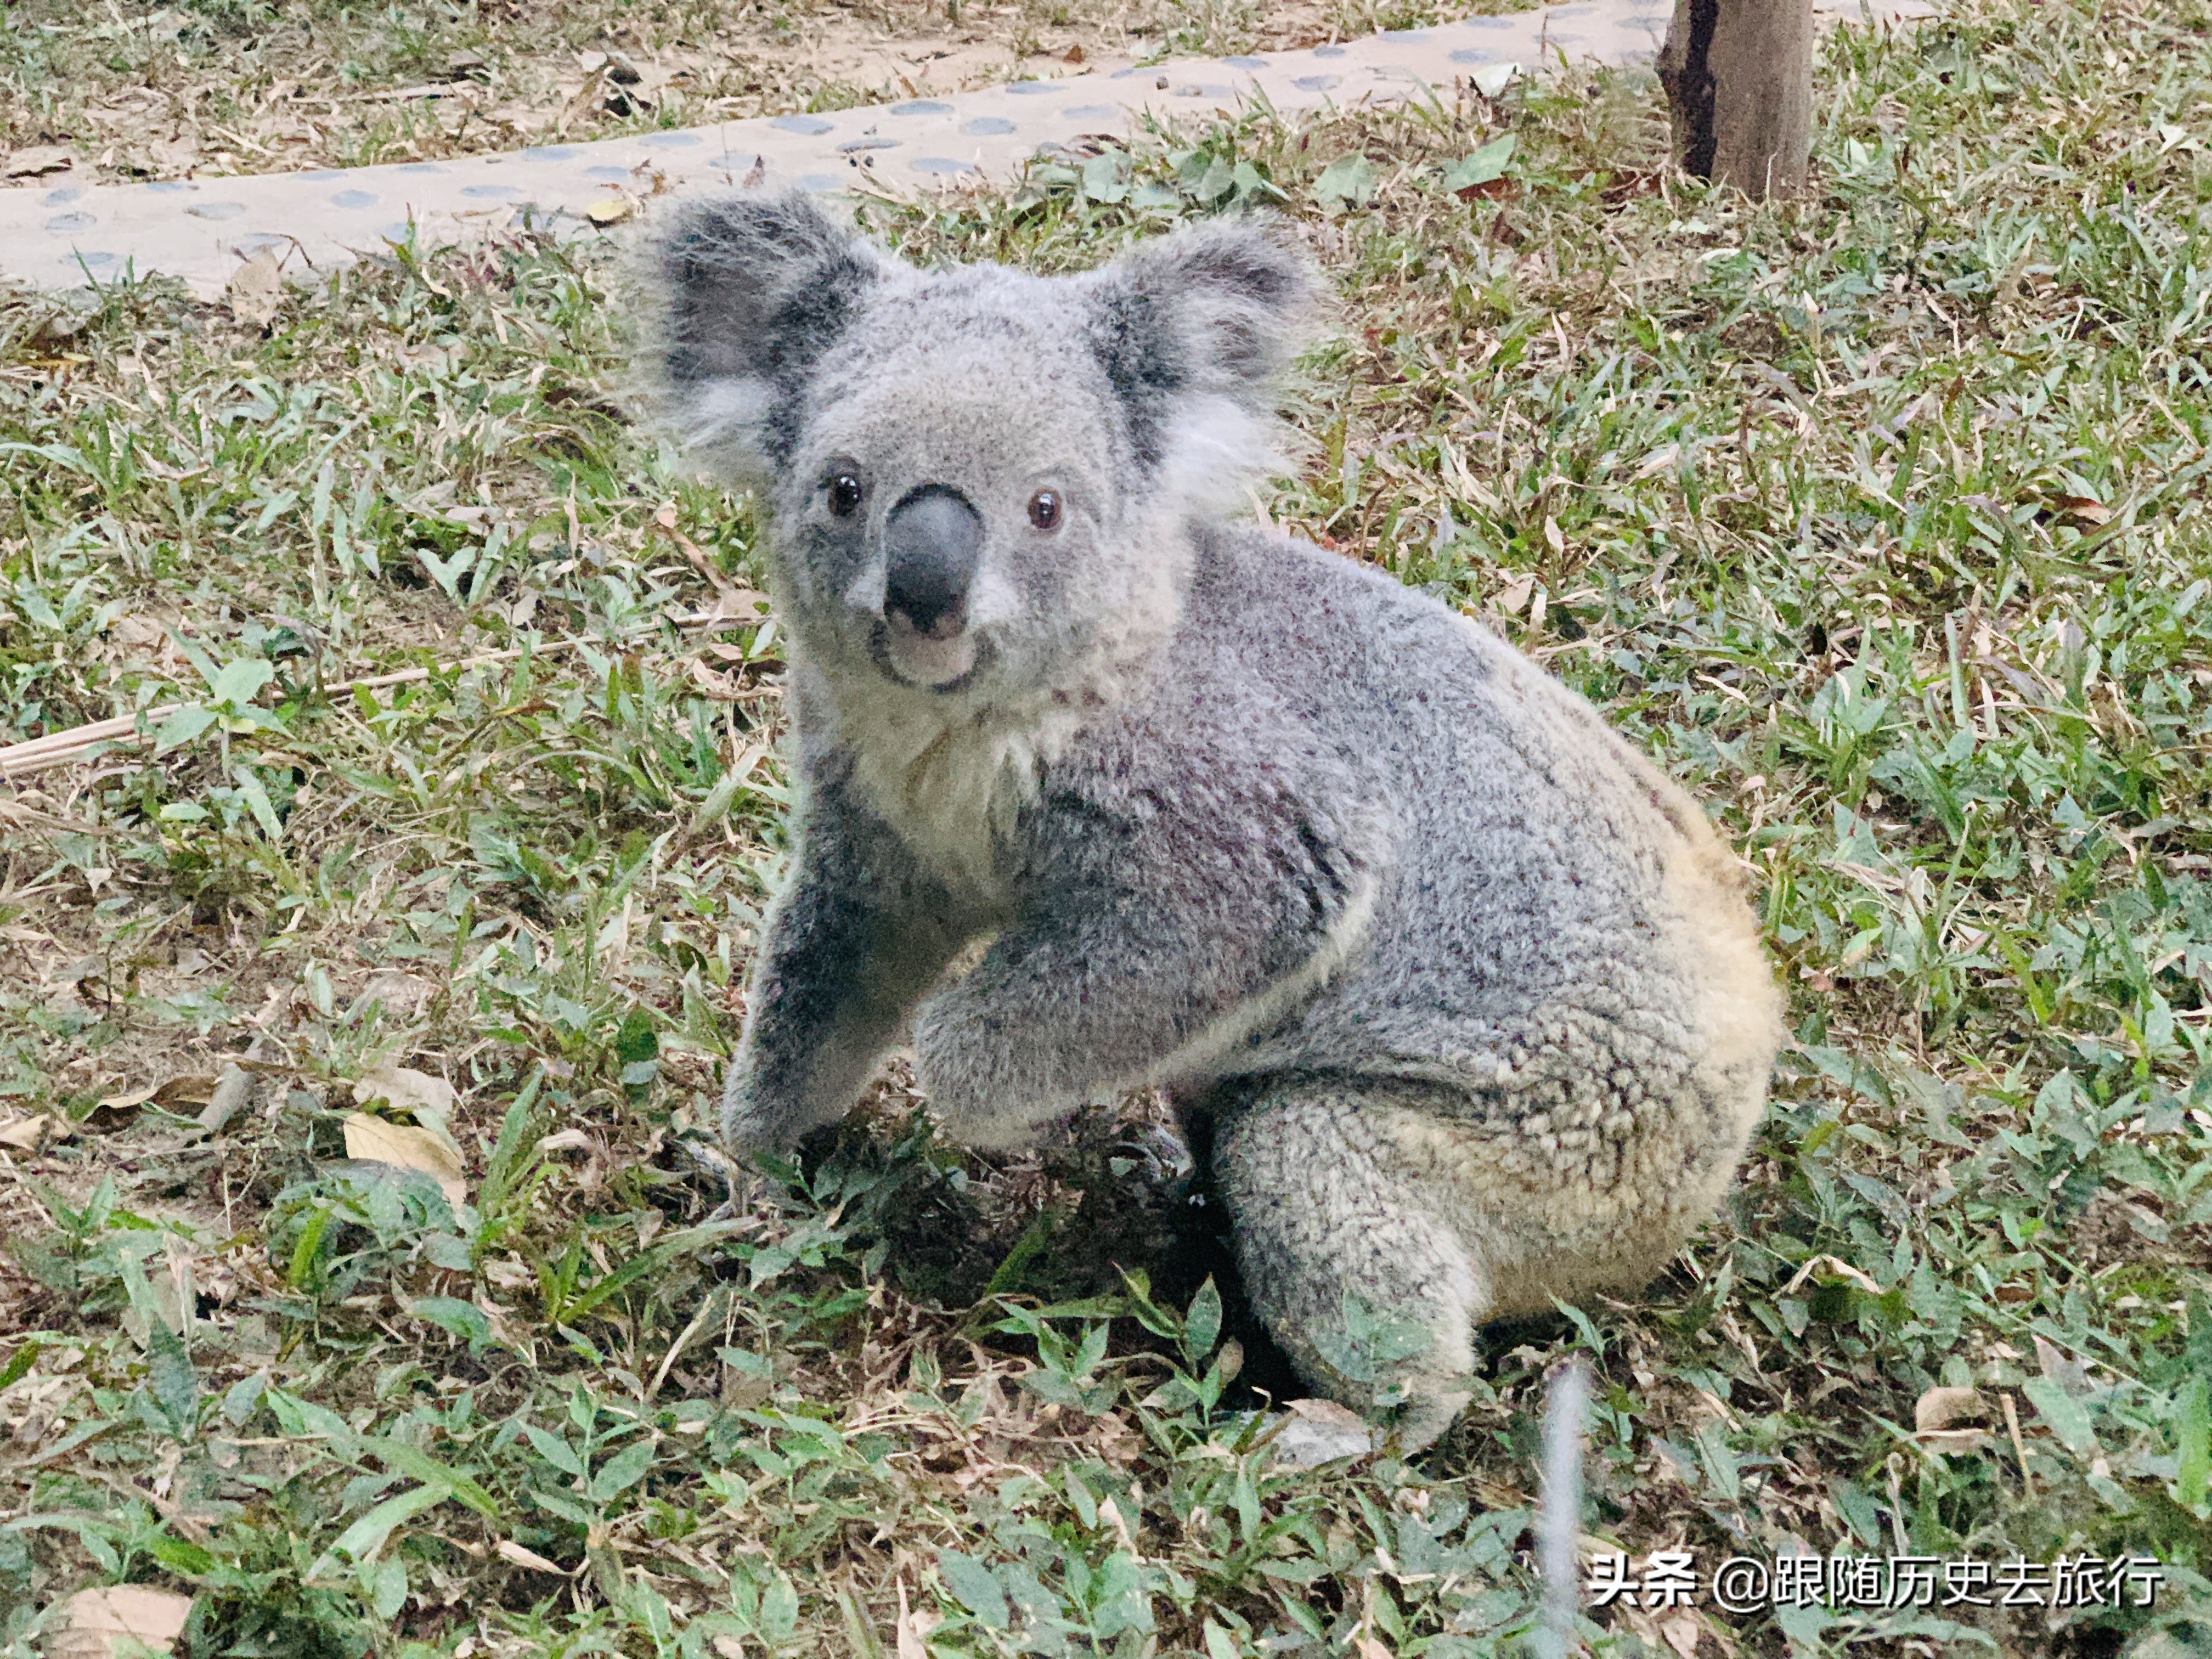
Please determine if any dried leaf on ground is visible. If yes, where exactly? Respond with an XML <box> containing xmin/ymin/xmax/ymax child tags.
<box><xmin>1914</xmin><ymin>1385</ymin><xmax>1989</xmax><ymax>1432</ymax></box>
<box><xmin>343</xmin><ymin>1113</ymin><xmax>468</xmax><ymax>1209</ymax></box>
<box><xmin>42</xmin><ymin>1586</ymin><xmax>195</xmax><ymax>1657</ymax></box>
<box><xmin>495</xmin><ymin>1539</ymin><xmax>567</xmax><ymax>1573</ymax></box>
<box><xmin>0</xmin><ymin>1113</ymin><xmax>70</xmax><ymax>1152</ymax></box>
<box><xmin>5</xmin><ymin>145</ymin><xmax>75</xmax><ymax>178</ymax></box>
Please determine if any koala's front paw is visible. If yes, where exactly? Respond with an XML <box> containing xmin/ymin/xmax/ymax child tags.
<box><xmin>911</xmin><ymin>1008</ymin><xmax>1063</xmax><ymax>1149</ymax></box>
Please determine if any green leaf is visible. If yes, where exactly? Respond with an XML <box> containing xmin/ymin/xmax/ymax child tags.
<box><xmin>232</xmin><ymin>766</ymin><xmax>283</xmax><ymax>839</ymax></box>
<box><xmin>410</xmin><ymin>1297</ymin><xmax>493</xmax><ymax>1353</ymax></box>
<box><xmin>589</xmin><ymin>1435</ymin><xmax>657</xmax><ymax>1503</ymax></box>
<box><xmin>1185</xmin><ymin>1278</ymin><xmax>1222</xmax><ymax>1361</ymax></box>
<box><xmin>0</xmin><ymin>1341</ymin><xmax>38</xmax><ymax>1390</ymax></box>
<box><xmin>144</xmin><ymin>1318</ymin><xmax>198</xmax><ymax>1437</ymax></box>
<box><xmin>1313</xmin><ymin>154</ymin><xmax>1376</xmax><ymax>210</ymax></box>
<box><xmin>208</xmin><ymin>656</ymin><xmax>275</xmax><ymax>709</ymax></box>
<box><xmin>153</xmin><ymin>703</ymin><xmax>218</xmax><ymax>754</ymax></box>
<box><xmin>369</xmin><ymin>1437</ymin><xmax>501</xmax><ymax>1518</ymax></box>
<box><xmin>2023</xmin><ymin>1376</ymin><xmax>2098</xmax><ymax>1454</ymax></box>
<box><xmin>939</xmin><ymin>1550</ymin><xmax>1009</xmax><ymax>1628</ymax></box>
<box><xmin>2175</xmin><ymin>1376</ymin><xmax>2208</xmax><ymax>1511</ymax></box>
<box><xmin>320</xmin><ymin>1482</ymin><xmax>448</xmax><ymax>1570</ymax></box>
<box><xmin>758</xmin><ymin>1571</ymin><xmax>799</xmax><ymax>1642</ymax></box>
<box><xmin>526</xmin><ymin>1424</ymin><xmax>585</xmax><ymax>1479</ymax></box>
<box><xmin>613</xmin><ymin>1008</ymin><xmax>659</xmax><ymax>1068</ymax></box>
<box><xmin>1442</xmin><ymin>134</ymin><xmax>1516</xmax><ymax>191</ymax></box>
<box><xmin>368</xmin><ymin>1554</ymin><xmax>409</xmax><ymax>1620</ymax></box>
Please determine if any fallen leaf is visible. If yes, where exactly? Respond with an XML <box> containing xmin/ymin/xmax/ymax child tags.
<box><xmin>1063</xmin><ymin>43</ymin><xmax>1086</xmax><ymax>62</ymax></box>
<box><xmin>2033</xmin><ymin>1334</ymin><xmax>2092</xmax><ymax>1396</ymax></box>
<box><xmin>43</xmin><ymin>1586</ymin><xmax>195</xmax><ymax>1657</ymax></box>
<box><xmin>586</xmin><ymin>195</ymin><xmax>633</xmax><ymax>225</ymax></box>
<box><xmin>1270</xmin><ymin>1398</ymin><xmax>1374</xmax><ymax>1468</ymax></box>
<box><xmin>0</xmin><ymin>1113</ymin><xmax>69</xmax><ymax>1152</ymax></box>
<box><xmin>1914</xmin><ymin>1385</ymin><xmax>1988</xmax><ymax>1432</ymax></box>
<box><xmin>352</xmin><ymin>1065</ymin><xmax>461</xmax><ymax>1156</ymax></box>
<box><xmin>343</xmin><ymin>1113</ymin><xmax>467</xmax><ymax>1209</ymax></box>
<box><xmin>2045</xmin><ymin>493</ymin><xmax>2110</xmax><ymax>526</ymax></box>
<box><xmin>896</xmin><ymin>1583</ymin><xmax>939</xmax><ymax>1659</ymax></box>
<box><xmin>536</xmin><ymin>1127</ymin><xmax>592</xmax><ymax>1154</ymax></box>
<box><xmin>1658</xmin><ymin>1609</ymin><xmax>1705</xmax><ymax>1659</ymax></box>
<box><xmin>495</xmin><ymin>1539</ymin><xmax>567</xmax><ymax>1573</ymax></box>
<box><xmin>5</xmin><ymin>144</ymin><xmax>75</xmax><ymax>179</ymax></box>
<box><xmin>153</xmin><ymin>1074</ymin><xmax>219</xmax><ymax>1110</ymax></box>
<box><xmin>227</xmin><ymin>252</ymin><xmax>284</xmax><ymax>329</ymax></box>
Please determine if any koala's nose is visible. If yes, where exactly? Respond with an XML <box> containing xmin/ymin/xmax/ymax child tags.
<box><xmin>882</xmin><ymin>486</ymin><xmax>981</xmax><ymax>641</ymax></box>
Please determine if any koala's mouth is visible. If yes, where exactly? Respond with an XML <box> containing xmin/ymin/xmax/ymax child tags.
<box><xmin>867</xmin><ymin>621</ymin><xmax>996</xmax><ymax>696</ymax></box>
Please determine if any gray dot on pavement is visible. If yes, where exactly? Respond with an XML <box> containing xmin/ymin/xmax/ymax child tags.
<box><xmin>46</xmin><ymin>213</ymin><xmax>95</xmax><ymax>233</ymax></box>
<box><xmin>332</xmin><ymin>190</ymin><xmax>379</xmax><ymax>208</ymax></box>
<box><xmin>636</xmin><ymin>131</ymin><xmax>702</xmax><ymax>148</ymax></box>
<box><xmin>1223</xmin><ymin>54</ymin><xmax>1265</xmax><ymax>67</ymax></box>
<box><xmin>44</xmin><ymin>188</ymin><xmax>82</xmax><ymax>206</ymax></box>
<box><xmin>1448</xmin><ymin>48</ymin><xmax>1494</xmax><ymax>63</ymax></box>
<box><xmin>911</xmin><ymin>156</ymin><xmax>975</xmax><ymax>174</ymax></box>
<box><xmin>398</xmin><ymin>162</ymin><xmax>445</xmax><ymax>175</ymax></box>
<box><xmin>893</xmin><ymin>100</ymin><xmax>953</xmax><ymax>115</ymax></box>
<box><xmin>1312</xmin><ymin>44</ymin><xmax>1347</xmax><ymax>57</ymax></box>
<box><xmin>187</xmin><ymin>202</ymin><xmax>248</xmax><ymax>220</ymax></box>
<box><xmin>1295</xmin><ymin>74</ymin><xmax>1342</xmax><ymax>89</ymax></box>
<box><xmin>799</xmin><ymin>173</ymin><xmax>843</xmax><ymax>192</ymax></box>
<box><xmin>461</xmin><ymin>184</ymin><xmax>521</xmax><ymax>199</ymax></box>
<box><xmin>1381</xmin><ymin>28</ymin><xmax>1431</xmax><ymax>40</ymax></box>
<box><xmin>771</xmin><ymin>115</ymin><xmax>834</xmax><ymax>135</ymax></box>
<box><xmin>585</xmin><ymin>165</ymin><xmax>630</xmax><ymax>181</ymax></box>
<box><xmin>1008</xmin><ymin>80</ymin><xmax>1060</xmax><ymax>94</ymax></box>
<box><xmin>961</xmin><ymin>116</ymin><xmax>1017</xmax><ymax>135</ymax></box>
<box><xmin>523</xmin><ymin>145</ymin><xmax>577</xmax><ymax>161</ymax></box>
<box><xmin>1064</xmin><ymin>104</ymin><xmax>1121</xmax><ymax>120</ymax></box>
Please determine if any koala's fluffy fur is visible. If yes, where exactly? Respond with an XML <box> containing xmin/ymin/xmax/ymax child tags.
<box><xmin>650</xmin><ymin>193</ymin><xmax>1785</xmax><ymax>1447</ymax></box>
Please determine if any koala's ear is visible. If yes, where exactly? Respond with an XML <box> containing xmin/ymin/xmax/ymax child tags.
<box><xmin>1087</xmin><ymin>216</ymin><xmax>1321</xmax><ymax>492</ymax></box>
<box><xmin>650</xmin><ymin>191</ymin><xmax>893</xmax><ymax>477</ymax></box>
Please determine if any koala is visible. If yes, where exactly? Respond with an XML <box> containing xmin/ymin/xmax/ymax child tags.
<box><xmin>648</xmin><ymin>192</ymin><xmax>1785</xmax><ymax>1448</ymax></box>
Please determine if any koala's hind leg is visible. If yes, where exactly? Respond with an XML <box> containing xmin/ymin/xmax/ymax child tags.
<box><xmin>1211</xmin><ymin>1079</ymin><xmax>1488</xmax><ymax>1452</ymax></box>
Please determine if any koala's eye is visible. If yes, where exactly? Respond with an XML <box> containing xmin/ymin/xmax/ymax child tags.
<box><xmin>1027</xmin><ymin>489</ymin><xmax>1063</xmax><ymax>532</ymax></box>
<box><xmin>825</xmin><ymin>467</ymin><xmax>864</xmax><ymax>518</ymax></box>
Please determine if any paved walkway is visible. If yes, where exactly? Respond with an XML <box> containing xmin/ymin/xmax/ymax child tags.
<box><xmin>2</xmin><ymin>0</ymin><xmax>1930</xmax><ymax>299</ymax></box>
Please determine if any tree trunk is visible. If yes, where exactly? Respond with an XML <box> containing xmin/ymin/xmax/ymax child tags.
<box><xmin>1656</xmin><ymin>0</ymin><xmax>1815</xmax><ymax>199</ymax></box>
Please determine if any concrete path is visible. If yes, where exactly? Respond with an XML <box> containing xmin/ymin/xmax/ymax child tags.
<box><xmin>1</xmin><ymin>0</ymin><xmax>1931</xmax><ymax>300</ymax></box>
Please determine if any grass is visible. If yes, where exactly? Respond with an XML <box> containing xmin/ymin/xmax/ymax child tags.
<box><xmin>3</xmin><ymin>0</ymin><xmax>2212</xmax><ymax>1653</ymax></box>
<box><xmin>0</xmin><ymin>0</ymin><xmax>1534</xmax><ymax>187</ymax></box>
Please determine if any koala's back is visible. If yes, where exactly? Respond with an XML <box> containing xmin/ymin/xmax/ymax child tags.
<box><xmin>1150</xmin><ymin>526</ymin><xmax>1782</xmax><ymax>1233</ymax></box>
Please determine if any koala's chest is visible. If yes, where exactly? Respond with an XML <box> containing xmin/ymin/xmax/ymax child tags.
<box><xmin>837</xmin><ymin>702</ymin><xmax>1084</xmax><ymax>903</ymax></box>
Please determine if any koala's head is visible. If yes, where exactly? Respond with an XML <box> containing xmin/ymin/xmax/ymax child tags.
<box><xmin>650</xmin><ymin>193</ymin><xmax>1316</xmax><ymax>698</ymax></box>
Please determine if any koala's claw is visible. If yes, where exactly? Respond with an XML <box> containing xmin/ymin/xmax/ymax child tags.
<box><xmin>672</xmin><ymin>1131</ymin><xmax>758</xmax><ymax>1221</ymax></box>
